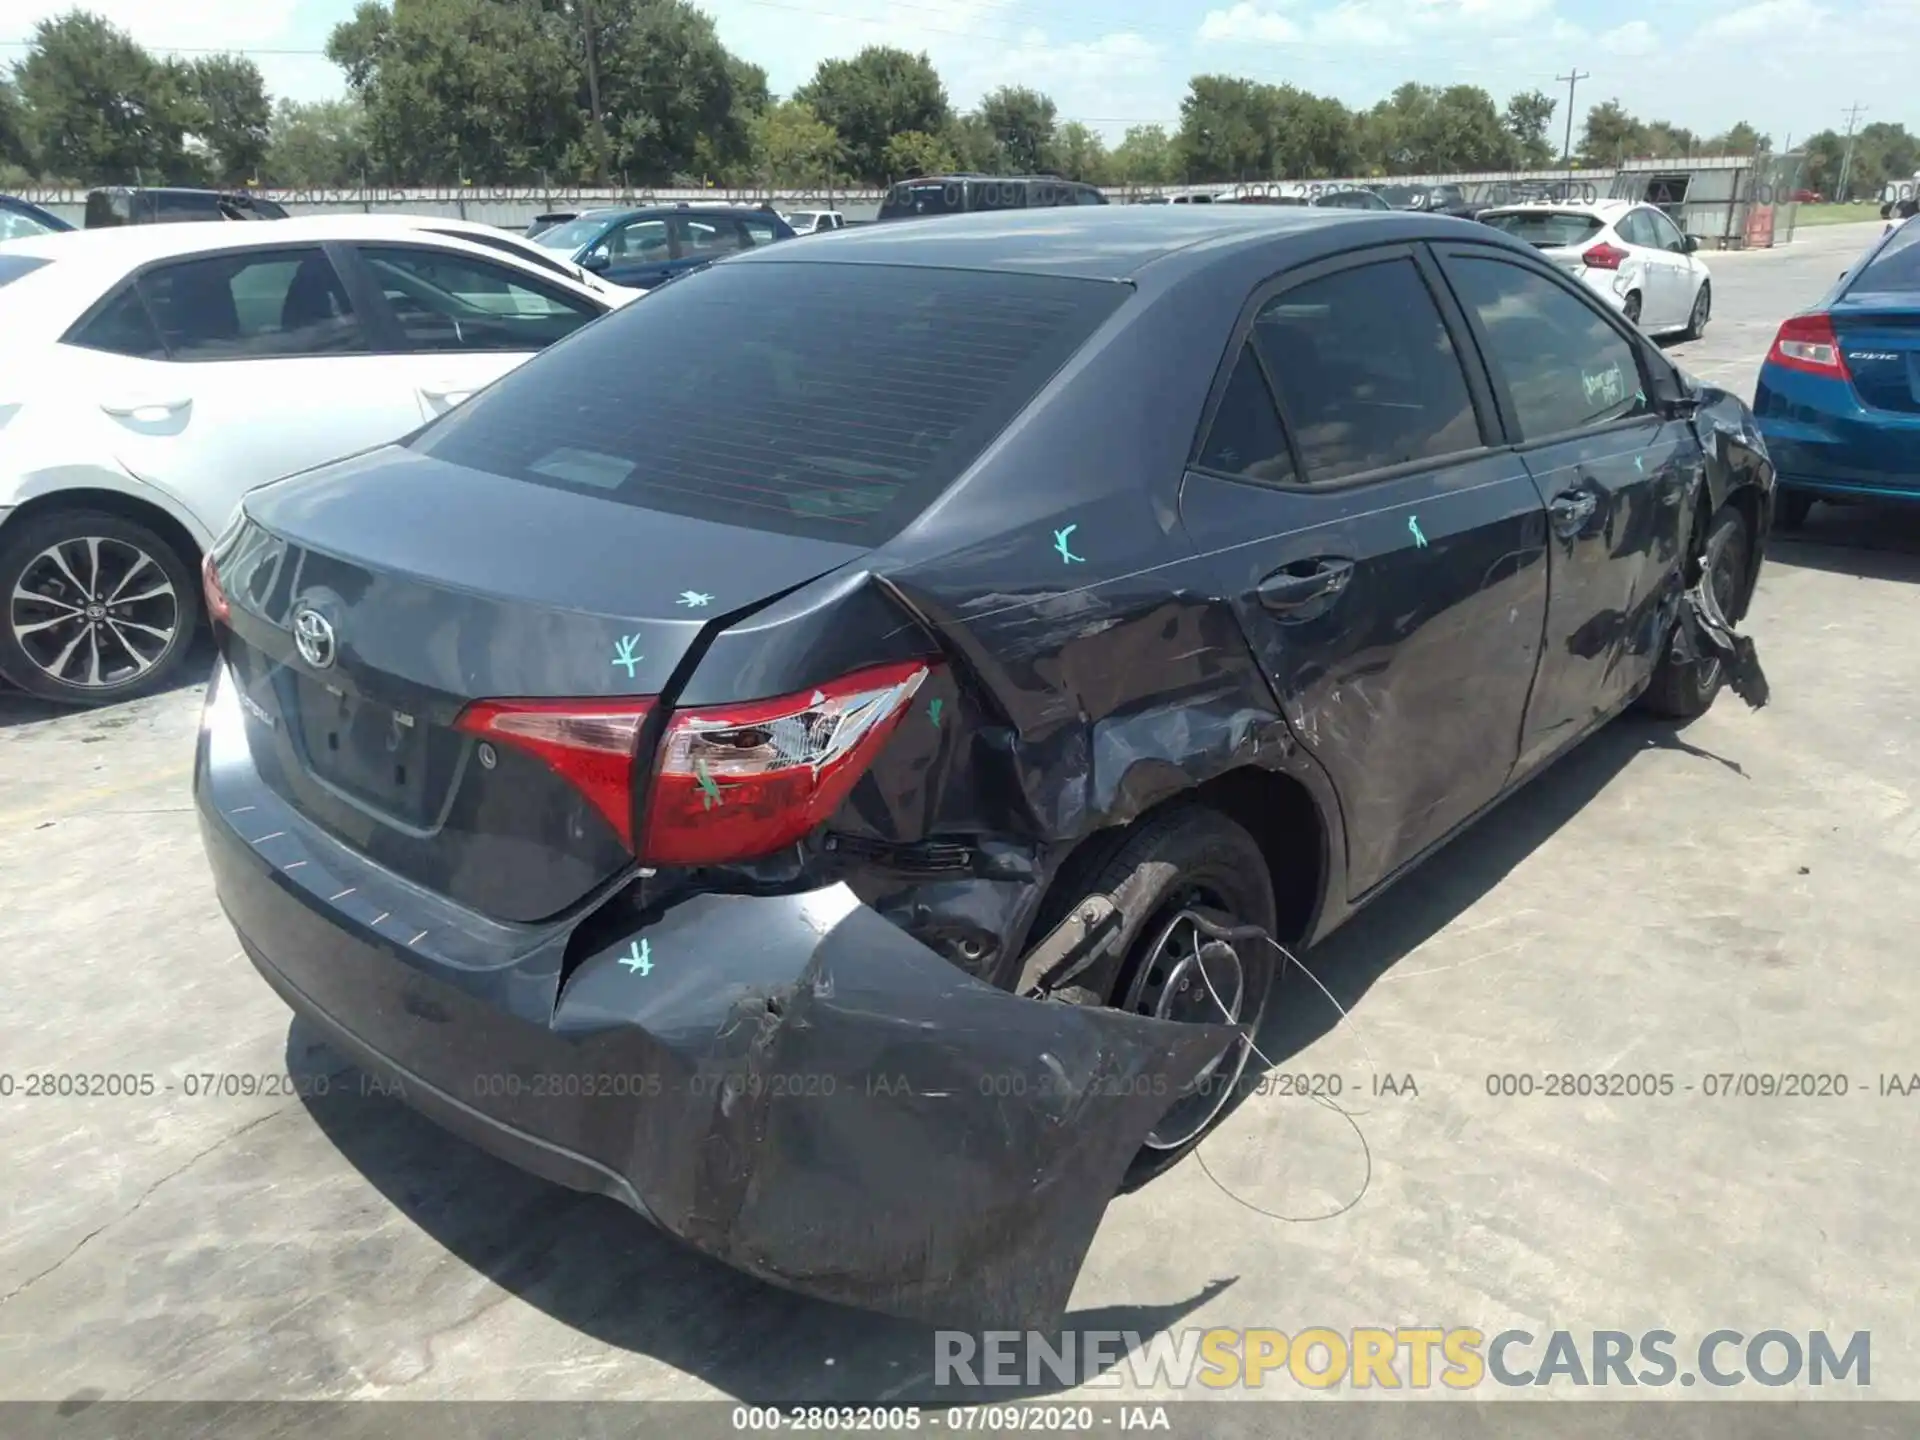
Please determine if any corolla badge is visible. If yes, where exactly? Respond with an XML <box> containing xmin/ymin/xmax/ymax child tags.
<box><xmin>292</xmin><ymin>606</ymin><xmax>337</xmax><ymax>670</ymax></box>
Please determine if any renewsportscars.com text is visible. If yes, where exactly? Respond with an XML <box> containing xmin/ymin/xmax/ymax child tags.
<box><xmin>934</xmin><ymin>1328</ymin><xmax>1870</xmax><ymax>1390</ymax></box>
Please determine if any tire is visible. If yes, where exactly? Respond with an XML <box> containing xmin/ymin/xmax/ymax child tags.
<box><xmin>0</xmin><ymin>509</ymin><xmax>200</xmax><ymax>706</ymax></box>
<box><xmin>1682</xmin><ymin>281</ymin><xmax>1711</xmax><ymax>340</ymax></box>
<box><xmin>1774</xmin><ymin>490</ymin><xmax>1813</xmax><ymax>532</ymax></box>
<box><xmin>1623</xmin><ymin>290</ymin><xmax>1643</xmax><ymax>327</ymax></box>
<box><xmin>1640</xmin><ymin>504</ymin><xmax>1750</xmax><ymax>720</ymax></box>
<box><xmin>1034</xmin><ymin>805</ymin><xmax>1280</xmax><ymax>1186</ymax></box>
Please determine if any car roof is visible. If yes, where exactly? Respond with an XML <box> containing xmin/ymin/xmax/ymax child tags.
<box><xmin>1483</xmin><ymin>198</ymin><xmax>1634</xmax><ymax>218</ymax></box>
<box><xmin>727</xmin><ymin>204</ymin><xmax>1497</xmax><ymax>282</ymax></box>
<box><xmin>0</xmin><ymin>214</ymin><xmax>538</xmax><ymax>266</ymax></box>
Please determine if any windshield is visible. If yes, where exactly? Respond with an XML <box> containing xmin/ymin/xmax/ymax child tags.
<box><xmin>1850</xmin><ymin>220</ymin><xmax>1920</xmax><ymax>294</ymax></box>
<box><xmin>0</xmin><ymin>206</ymin><xmax>63</xmax><ymax>241</ymax></box>
<box><xmin>1481</xmin><ymin>210</ymin><xmax>1606</xmax><ymax>248</ymax></box>
<box><xmin>1374</xmin><ymin>186</ymin><xmax>1423</xmax><ymax>208</ymax></box>
<box><xmin>535</xmin><ymin>214</ymin><xmax>613</xmax><ymax>251</ymax></box>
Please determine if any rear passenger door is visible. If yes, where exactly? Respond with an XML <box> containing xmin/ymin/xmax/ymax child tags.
<box><xmin>61</xmin><ymin>243</ymin><xmax>424</xmax><ymax>535</ymax></box>
<box><xmin>1179</xmin><ymin>246</ymin><xmax>1552</xmax><ymax>898</ymax></box>
<box><xmin>1434</xmin><ymin>243</ymin><xmax>1699</xmax><ymax>776</ymax></box>
<box><xmin>341</xmin><ymin>243</ymin><xmax>605</xmax><ymax>419</ymax></box>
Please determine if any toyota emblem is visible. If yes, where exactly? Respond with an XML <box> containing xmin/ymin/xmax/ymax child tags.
<box><xmin>292</xmin><ymin>605</ymin><xmax>337</xmax><ymax>670</ymax></box>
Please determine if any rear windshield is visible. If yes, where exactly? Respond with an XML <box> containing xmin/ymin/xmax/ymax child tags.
<box><xmin>0</xmin><ymin>255</ymin><xmax>50</xmax><ymax>287</ymax></box>
<box><xmin>879</xmin><ymin>183</ymin><xmax>965</xmax><ymax>219</ymax></box>
<box><xmin>411</xmin><ymin>261</ymin><xmax>1129</xmax><ymax>543</ymax></box>
<box><xmin>1481</xmin><ymin>210</ymin><xmax>1606</xmax><ymax>248</ymax></box>
<box><xmin>1849</xmin><ymin>221</ymin><xmax>1920</xmax><ymax>293</ymax></box>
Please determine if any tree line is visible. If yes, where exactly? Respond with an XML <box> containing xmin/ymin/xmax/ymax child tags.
<box><xmin>1</xmin><ymin>2</ymin><xmax>1913</xmax><ymax>198</ymax></box>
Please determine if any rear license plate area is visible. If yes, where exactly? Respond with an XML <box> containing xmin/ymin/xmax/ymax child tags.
<box><xmin>288</xmin><ymin>677</ymin><xmax>433</xmax><ymax>825</ymax></box>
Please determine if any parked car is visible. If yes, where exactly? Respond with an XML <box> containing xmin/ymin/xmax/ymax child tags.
<box><xmin>84</xmin><ymin>187</ymin><xmax>288</xmax><ymax>227</ymax></box>
<box><xmin>0</xmin><ymin>195</ymin><xmax>72</xmax><ymax>242</ymax></box>
<box><xmin>285</xmin><ymin>212</ymin><xmax>630</xmax><ymax>301</ymax></box>
<box><xmin>531</xmin><ymin>203</ymin><xmax>793</xmax><ymax>288</ymax></box>
<box><xmin>876</xmin><ymin>174</ymin><xmax>1107</xmax><ymax>220</ymax></box>
<box><xmin>0</xmin><ymin>218</ymin><xmax>615</xmax><ymax>704</ymax></box>
<box><xmin>194</xmin><ymin>205</ymin><xmax>1771</xmax><ymax>1332</ymax></box>
<box><xmin>1755</xmin><ymin>215</ymin><xmax>1920</xmax><ymax>529</ymax></box>
<box><xmin>1307</xmin><ymin>186</ymin><xmax>1394</xmax><ymax>211</ymax></box>
<box><xmin>1479</xmin><ymin>199</ymin><xmax>1712</xmax><ymax>338</ymax></box>
<box><xmin>525</xmin><ymin>211</ymin><xmax>581</xmax><ymax>238</ymax></box>
<box><xmin>783</xmin><ymin>209</ymin><xmax>846</xmax><ymax>235</ymax></box>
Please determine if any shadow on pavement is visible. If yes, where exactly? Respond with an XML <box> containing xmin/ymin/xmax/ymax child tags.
<box><xmin>0</xmin><ymin>633</ymin><xmax>216</xmax><ymax>731</ymax></box>
<box><xmin>1766</xmin><ymin>500</ymin><xmax>1920</xmax><ymax>585</ymax></box>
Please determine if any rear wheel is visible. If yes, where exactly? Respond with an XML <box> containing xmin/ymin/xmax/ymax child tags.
<box><xmin>1640</xmin><ymin>503</ymin><xmax>1750</xmax><ymax>719</ymax></box>
<box><xmin>1683</xmin><ymin>281</ymin><xmax>1711</xmax><ymax>340</ymax></box>
<box><xmin>0</xmin><ymin>510</ymin><xmax>199</xmax><ymax>706</ymax></box>
<box><xmin>1038</xmin><ymin>806</ymin><xmax>1280</xmax><ymax>1186</ymax></box>
<box><xmin>1623</xmin><ymin>290</ymin><xmax>1644</xmax><ymax>327</ymax></box>
<box><xmin>1774</xmin><ymin>491</ymin><xmax>1813</xmax><ymax>532</ymax></box>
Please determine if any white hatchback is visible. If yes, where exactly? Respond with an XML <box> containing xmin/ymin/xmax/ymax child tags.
<box><xmin>0</xmin><ymin>218</ymin><xmax>616</xmax><ymax>704</ymax></box>
<box><xmin>1479</xmin><ymin>200</ymin><xmax>1713</xmax><ymax>339</ymax></box>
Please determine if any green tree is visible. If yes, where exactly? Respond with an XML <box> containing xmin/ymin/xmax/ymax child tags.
<box><xmin>881</xmin><ymin>128</ymin><xmax>956</xmax><ymax>181</ymax></box>
<box><xmin>1051</xmin><ymin>121</ymin><xmax>1108</xmax><ymax>183</ymax></box>
<box><xmin>594</xmin><ymin>0</ymin><xmax>757</xmax><ymax>182</ymax></box>
<box><xmin>1178</xmin><ymin>75</ymin><xmax>1274</xmax><ymax>180</ymax></box>
<box><xmin>976</xmin><ymin>85</ymin><xmax>1056</xmax><ymax>173</ymax></box>
<box><xmin>14</xmin><ymin>10</ymin><xmax>198</xmax><ymax>183</ymax></box>
<box><xmin>187</xmin><ymin>54</ymin><xmax>271</xmax><ymax>183</ymax></box>
<box><xmin>1109</xmin><ymin>123</ymin><xmax>1175</xmax><ymax>185</ymax></box>
<box><xmin>1642</xmin><ymin>120</ymin><xmax>1699</xmax><ymax>160</ymax></box>
<box><xmin>1503</xmin><ymin>89</ymin><xmax>1556</xmax><ymax>167</ymax></box>
<box><xmin>1703</xmin><ymin>120</ymin><xmax>1768</xmax><ymax>155</ymax></box>
<box><xmin>1358</xmin><ymin>83</ymin><xmax>1515</xmax><ymax>174</ymax></box>
<box><xmin>0</xmin><ymin>76</ymin><xmax>33</xmax><ymax>176</ymax></box>
<box><xmin>263</xmin><ymin>98</ymin><xmax>370</xmax><ymax>186</ymax></box>
<box><xmin>1270</xmin><ymin>86</ymin><xmax>1355</xmax><ymax>178</ymax></box>
<box><xmin>1798</xmin><ymin>128</ymin><xmax>1846</xmax><ymax>195</ymax></box>
<box><xmin>944</xmin><ymin>112</ymin><xmax>998</xmax><ymax>173</ymax></box>
<box><xmin>1580</xmin><ymin>99</ymin><xmax>1647</xmax><ymax>165</ymax></box>
<box><xmin>1848</xmin><ymin>121</ymin><xmax>1918</xmax><ymax>199</ymax></box>
<box><xmin>746</xmin><ymin>99</ymin><xmax>842</xmax><ymax>187</ymax></box>
<box><xmin>794</xmin><ymin>47</ymin><xmax>950</xmax><ymax>185</ymax></box>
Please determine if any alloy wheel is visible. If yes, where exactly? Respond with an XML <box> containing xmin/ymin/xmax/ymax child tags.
<box><xmin>9</xmin><ymin>536</ymin><xmax>180</xmax><ymax>691</ymax></box>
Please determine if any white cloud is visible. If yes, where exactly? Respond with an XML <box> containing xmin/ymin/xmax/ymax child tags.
<box><xmin>1303</xmin><ymin>0</ymin><xmax>1553</xmax><ymax>49</ymax></box>
<box><xmin>1598</xmin><ymin>19</ymin><xmax>1657</xmax><ymax>55</ymax></box>
<box><xmin>1197</xmin><ymin>3</ymin><xmax>1304</xmax><ymax>44</ymax></box>
<box><xmin>1699</xmin><ymin>0</ymin><xmax>1830</xmax><ymax>40</ymax></box>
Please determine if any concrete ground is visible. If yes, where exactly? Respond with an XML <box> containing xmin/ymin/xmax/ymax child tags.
<box><xmin>0</xmin><ymin>222</ymin><xmax>1914</xmax><ymax>1405</ymax></box>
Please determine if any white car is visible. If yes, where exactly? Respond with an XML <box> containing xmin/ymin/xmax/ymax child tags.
<box><xmin>783</xmin><ymin>210</ymin><xmax>846</xmax><ymax>235</ymax></box>
<box><xmin>1479</xmin><ymin>200</ymin><xmax>1712</xmax><ymax>339</ymax></box>
<box><xmin>0</xmin><ymin>218</ymin><xmax>617</xmax><ymax>704</ymax></box>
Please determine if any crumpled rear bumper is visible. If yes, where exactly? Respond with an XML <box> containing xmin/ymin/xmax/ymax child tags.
<box><xmin>197</xmin><ymin>670</ymin><xmax>1236</xmax><ymax>1330</ymax></box>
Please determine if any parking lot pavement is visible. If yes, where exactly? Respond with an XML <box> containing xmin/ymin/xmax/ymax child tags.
<box><xmin>1</xmin><ymin>223</ymin><xmax>1916</xmax><ymax>1404</ymax></box>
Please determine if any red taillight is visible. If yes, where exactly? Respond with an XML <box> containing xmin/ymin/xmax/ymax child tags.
<box><xmin>1581</xmin><ymin>241</ymin><xmax>1629</xmax><ymax>271</ymax></box>
<box><xmin>1768</xmin><ymin>313</ymin><xmax>1849</xmax><ymax>377</ymax></box>
<box><xmin>641</xmin><ymin>659</ymin><xmax>930</xmax><ymax>867</ymax></box>
<box><xmin>454</xmin><ymin>698</ymin><xmax>651</xmax><ymax>847</ymax></box>
<box><xmin>201</xmin><ymin>552</ymin><xmax>231</xmax><ymax>624</ymax></box>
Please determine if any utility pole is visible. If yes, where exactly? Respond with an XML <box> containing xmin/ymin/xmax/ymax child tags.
<box><xmin>1835</xmin><ymin>103</ymin><xmax>1867</xmax><ymax>201</ymax></box>
<box><xmin>1556</xmin><ymin>68</ymin><xmax>1590</xmax><ymax>173</ymax></box>
<box><xmin>582</xmin><ymin>0</ymin><xmax>607</xmax><ymax>185</ymax></box>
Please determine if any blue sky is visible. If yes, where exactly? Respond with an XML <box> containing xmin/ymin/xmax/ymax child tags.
<box><xmin>6</xmin><ymin>0</ymin><xmax>1915</xmax><ymax>151</ymax></box>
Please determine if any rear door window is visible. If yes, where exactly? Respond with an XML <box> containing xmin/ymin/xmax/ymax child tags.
<box><xmin>65</xmin><ymin>284</ymin><xmax>169</xmax><ymax>358</ymax></box>
<box><xmin>1195</xmin><ymin>345</ymin><xmax>1296</xmax><ymax>484</ymax></box>
<box><xmin>1443</xmin><ymin>254</ymin><xmax>1652</xmax><ymax>439</ymax></box>
<box><xmin>412</xmin><ymin>263</ymin><xmax>1129</xmax><ymax>543</ymax></box>
<box><xmin>675</xmin><ymin>216</ymin><xmax>747</xmax><ymax>258</ymax></box>
<box><xmin>1251</xmin><ymin>258</ymin><xmax>1483</xmax><ymax>482</ymax></box>
<box><xmin>741</xmin><ymin>217</ymin><xmax>784</xmax><ymax>246</ymax></box>
<box><xmin>355</xmin><ymin>245</ymin><xmax>602</xmax><ymax>353</ymax></box>
<box><xmin>134</xmin><ymin>247</ymin><xmax>365</xmax><ymax>359</ymax></box>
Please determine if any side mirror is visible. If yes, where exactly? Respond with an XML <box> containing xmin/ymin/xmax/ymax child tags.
<box><xmin>580</xmin><ymin>250</ymin><xmax>610</xmax><ymax>273</ymax></box>
<box><xmin>1684</xmin><ymin>234</ymin><xmax>1701</xmax><ymax>254</ymax></box>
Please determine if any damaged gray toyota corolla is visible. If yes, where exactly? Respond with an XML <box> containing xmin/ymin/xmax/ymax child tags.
<box><xmin>195</xmin><ymin>206</ymin><xmax>1772</xmax><ymax>1330</ymax></box>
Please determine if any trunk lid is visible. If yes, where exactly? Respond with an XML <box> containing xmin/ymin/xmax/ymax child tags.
<box><xmin>218</xmin><ymin>445</ymin><xmax>865</xmax><ymax>922</ymax></box>
<box><xmin>1832</xmin><ymin>297</ymin><xmax>1920</xmax><ymax>415</ymax></box>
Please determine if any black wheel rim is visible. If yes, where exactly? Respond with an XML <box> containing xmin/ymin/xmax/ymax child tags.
<box><xmin>1692</xmin><ymin>288</ymin><xmax>1709</xmax><ymax>330</ymax></box>
<box><xmin>9</xmin><ymin>536</ymin><xmax>179</xmax><ymax>690</ymax></box>
<box><xmin>1119</xmin><ymin>901</ymin><xmax>1255</xmax><ymax>1151</ymax></box>
<box><xmin>1625</xmin><ymin>294</ymin><xmax>1641</xmax><ymax>323</ymax></box>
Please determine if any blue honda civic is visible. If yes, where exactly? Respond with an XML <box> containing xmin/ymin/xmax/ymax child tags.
<box><xmin>1755</xmin><ymin>218</ymin><xmax>1920</xmax><ymax>529</ymax></box>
